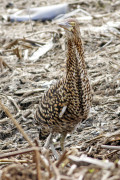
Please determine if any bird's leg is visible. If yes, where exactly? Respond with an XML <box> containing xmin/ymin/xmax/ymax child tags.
<box><xmin>49</xmin><ymin>143</ymin><xmax>59</xmax><ymax>160</ymax></box>
<box><xmin>44</xmin><ymin>132</ymin><xmax>53</xmax><ymax>148</ymax></box>
<box><xmin>60</xmin><ymin>132</ymin><xmax>67</xmax><ymax>151</ymax></box>
<box><xmin>44</xmin><ymin>132</ymin><xmax>59</xmax><ymax>159</ymax></box>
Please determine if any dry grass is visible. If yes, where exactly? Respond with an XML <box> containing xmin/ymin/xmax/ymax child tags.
<box><xmin>0</xmin><ymin>0</ymin><xmax>120</xmax><ymax>179</ymax></box>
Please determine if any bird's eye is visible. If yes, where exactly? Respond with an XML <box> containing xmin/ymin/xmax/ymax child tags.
<box><xmin>70</xmin><ymin>22</ymin><xmax>75</xmax><ymax>26</ymax></box>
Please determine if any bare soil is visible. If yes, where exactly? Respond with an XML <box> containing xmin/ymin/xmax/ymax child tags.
<box><xmin>0</xmin><ymin>0</ymin><xmax>120</xmax><ymax>180</ymax></box>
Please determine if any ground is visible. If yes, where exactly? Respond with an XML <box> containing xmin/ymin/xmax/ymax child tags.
<box><xmin>0</xmin><ymin>0</ymin><xmax>120</xmax><ymax>180</ymax></box>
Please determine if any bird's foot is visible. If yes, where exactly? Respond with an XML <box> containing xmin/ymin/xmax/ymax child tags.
<box><xmin>44</xmin><ymin>132</ymin><xmax>59</xmax><ymax>159</ymax></box>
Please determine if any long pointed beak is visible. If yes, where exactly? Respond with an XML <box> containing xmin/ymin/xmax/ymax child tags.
<box><xmin>58</xmin><ymin>21</ymin><xmax>73</xmax><ymax>31</ymax></box>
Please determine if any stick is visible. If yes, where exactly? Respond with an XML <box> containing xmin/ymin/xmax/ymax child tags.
<box><xmin>56</xmin><ymin>150</ymin><xmax>67</xmax><ymax>167</ymax></box>
<box><xmin>18</xmin><ymin>38</ymin><xmax>45</xmax><ymax>46</ymax></box>
<box><xmin>34</xmin><ymin>140</ymin><xmax>42</xmax><ymax>180</ymax></box>
<box><xmin>0</xmin><ymin>159</ymin><xmax>31</xmax><ymax>163</ymax></box>
<box><xmin>0</xmin><ymin>100</ymin><xmax>34</xmax><ymax>147</ymax></box>
<box><xmin>100</xmin><ymin>145</ymin><xmax>120</xmax><ymax>151</ymax></box>
<box><xmin>24</xmin><ymin>30</ymin><xmax>58</xmax><ymax>38</ymax></box>
<box><xmin>0</xmin><ymin>57</ymin><xmax>12</xmax><ymax>71</ymax></box>
<box><xmin>0</xmin><ymin>101</ymin><xmax>43</xmax><ymax>179</ymax></box>
<box><xmin>0</xmin><ymin>147</ymin><xmax>41</xmax><ymax>159</ymax></box>
<box><xmin>7</xmin><ymin>96</ymin><xmax>20</xmax><ymax>112</ymax></box>
<box><xmin>85</xmin><ymin>134</ymin><xmax>104</xmax><ymax>143</ymax></box>
<box><xmin>68</xmin><ymin>154</ymin><xmax>114</xmax><ymax>170</ymax></box>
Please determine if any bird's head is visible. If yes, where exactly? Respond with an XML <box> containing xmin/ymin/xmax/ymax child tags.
<box><xmin>58</xmin><ymin>18</ymin><xmax>80</xmax><ymax>38</ymax></box>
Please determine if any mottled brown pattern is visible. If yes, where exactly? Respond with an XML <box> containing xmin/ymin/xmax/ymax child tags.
<box><xmin>35</xmin><ymin>18</ymin><xmax>92</xmax><ymax>149</ymax></box>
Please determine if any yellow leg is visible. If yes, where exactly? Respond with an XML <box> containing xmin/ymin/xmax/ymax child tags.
<box><xmin>44</xmin><ymin>133</ymin><xmax>59</xmax><ymax>159</ymax></box>
<box><xmin>60</xmin><ymin>132</ymin><xmax>67</xmax><ymax>151</ymax></box>
<box><xmin>44</xmin><ymin>132</ymin><xmax>53</xmax><ymax>148</ymax></box>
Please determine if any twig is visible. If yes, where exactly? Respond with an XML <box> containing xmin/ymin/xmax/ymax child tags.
<box><xmin>68</xmin><ymin>154</ymin><xmax>115</xmax><ymax>170</ymax></box>
<box><xmin>0</xmin><ymin>147</ymin><xmax>41</xmax><ymax>159</ymax></box>
<box><xmin>0</xmin><ymin>118</ymin><xmax>9</xmax><ymax>123</ymax></box>
<box><xmin>109</xmin><ymin>28</ymin><xmax>120</xmax><ymax>38</ymax></box>
<box><xmin>12</xmin><ymin>47</ymin><xmax>21</xmax><ymax>59</ymax></box>
<box><xmin>23</xmin><ymin>88</ymin><xmax>45</xmax><ymax>97</ymax></box>
<box><xmin>67</xmin><ymin>164</ymin><xmax>77</xmax><ymax>176</ymax></box>
<box><xmin>96</xmin><ymin>38</ymin><xmax>113</xmax><ymax>53</ymax></box>
<box><xmin>40</xmin><ymin>154</ymin><xmax>51</xmax><ymax>176</ymax></box>
<box><xmin>0</xmin><ymin>110</ymin><xmax>32</xmax><ymax>124</ymax></box>
<box><xmin>0</xmin><ymin>145</ymin><xmax>50</xmax><ymax>179</ymax></box>
<box><xmin>0</xmin><ymin>103</ymin><xmax>42</xmax><ymax>179</ymax></box>
<box><xmin>0</xmin><ymin>56</ymin><xmax>12</xmax><ymax>71</ymax></box>
<box><xmin>14</xmin><ymin>88</ymin><xmax>45</xmax><ymax>96</ymax></box>
<box><xmin>0</xmin><ymin>56</ymin><xmax>3</xmax><ymax>71</ymax></box>
<box><xmin>18</xmin><ymin>38</ymin><xmax>45</xmax><ymax>46</ymax></box>
<box><xmin>96</xmin><ymin>150</ymin><xmax>119</xmax><ymax>159</ymax></box>
<box><xmin>0</xmin><ymin>100</ymin><xmax>34</xmax><ymax>147</ymax></box>
<box><xmin>7</xmin><ymin>96</ymin><xmax>20</xmax><ymax>112</ymax></box>
<box><xmin>18</xmin><ymin>41</ymin><xmax>33</xmax><ymax>49</ymax></box>
<box><xmin>52</xmin><ymin>163</ymin><xmax>73</xmax><ymax>180</ymax></box>
<box><xmin>0</xmin><ymin>159</ymin><xmax>31</xmax><ymax>163</ymax></box>
<box><xmin>104</xmin><ymin>150</ymin><xmax>119</xmax><ymax>159</ymax></box>
<box><xmin>0</xmin><ymin>69</ymin><xmax>9</xmax><ymax>77</ymax></box>
<box><xmin>29</xmin><ymin>39</ymin><xmax>53</xmax><ymax>61</ymax></box>
<box><xmin>20</xmin><ymin>96</ymin><xmax>41</xmax><ymax>104</ymax></box>
<box><xmin>23</xmin><ymin>110</ymin><xmax>32</xmax><ymax>118</ymax></box>
<box><xmin>102</xmin><ymin>97</ymin><xmax>120</xmax><ymax>105</ymax></box>
<box><xmin>52</xmin><ymin>163</ymin><xmax>61</xmax><ymax>180</ymax></box>
<box><xmin>85</xmin><ymin>134</ymin><xmax>104</xmax><ymax>143</ymax></box>
<box><xmin>24</xmin><ymin>30</ymin><xmax>58</xmax><ymax>38</ymax></box>
<box><xmin>100</xmin><ymin>145</ymin><xmax>120</xmax><ymax>151</ymax></box>
<box><xmin>78</xmin><ymin>168</ymin><xmax>88</xmax><ymax>180</ymax></box>
<box><xmin>4</xmin><ymin>39</ymin><xmax>18</xmax><ymax>49</ymax></box>
<box><xmin>112</xmin><ymin>1</ymin><xmax>120</xmax><ymax>7</ymax></box>
<box><xmin>56</xmin><ymin>150</ymin><xmax>67</xmax><ymax>167</ymax></box>
<box><xmin>68</xmin><ymin>1</ymin><xmax>89</xmax><ymax>6</ymax></box>
<box><xmin>34</xmin><ymin>140</ymin><xmax>42</xmax><ymax>180</ymax></box>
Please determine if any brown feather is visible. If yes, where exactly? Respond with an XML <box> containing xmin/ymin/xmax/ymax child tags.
<box><xmin>35</xmin><ymin>18</ymin><xmax>92</xmax><ymax>149</ymax></box>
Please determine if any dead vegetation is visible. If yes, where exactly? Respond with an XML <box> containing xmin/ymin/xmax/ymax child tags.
<box><xmin>0</xmin><ymin>0</ymin><xmax>120</xmax><ymax>179</ymax></box>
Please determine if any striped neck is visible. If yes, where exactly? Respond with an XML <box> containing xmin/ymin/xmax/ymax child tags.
<box><xmin>66</xmin><ymin>33</ymin><xmax>86</xmax><ymax>75</ymax></box>
<box><xmin>66</xmin><ymin>38</ymin><xmax>75</xmax><ymax>74</ymax></box>
<box><xmin>73</xmin><ymin>33</ymin><xmax>86</xmax><ymax>71</ymax></box>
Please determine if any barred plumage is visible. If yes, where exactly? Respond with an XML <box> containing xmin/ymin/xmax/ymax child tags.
<box><xmin>35</xmin><ymin>18</ymin><xmax>92</xmax><ymax>152</ymax></box>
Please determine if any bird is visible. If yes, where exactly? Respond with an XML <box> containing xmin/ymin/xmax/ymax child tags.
<box><xmin>35</xmin><ymin>18</ymin><xmax>92</xmax><ymax>156</ymax></box>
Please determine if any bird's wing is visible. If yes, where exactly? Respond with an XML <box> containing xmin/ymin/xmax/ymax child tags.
<box><xmin>35</xmin><ymin>79</ymin><xmax>68</xmax><ymax>125</ymax></box>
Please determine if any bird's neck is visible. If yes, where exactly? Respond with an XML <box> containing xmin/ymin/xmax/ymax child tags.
<box><xmin>74</xmin><ymin>34</ymin><xmax>86</xmax><ymax>71</ymax></box>
<box><xmin>66</xmin><ymin>34</ymin><xmax>87</xmax><ymax>75</ymax></box>
<box><xmin>66</xmin><ymin>39</ymin><xmax>75</xmax><ymax>73</ymax></box>
<box><xmin>66</xmin><ymin>33</ymin><xmax>91</xmax><ymax>116</ymax></box>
